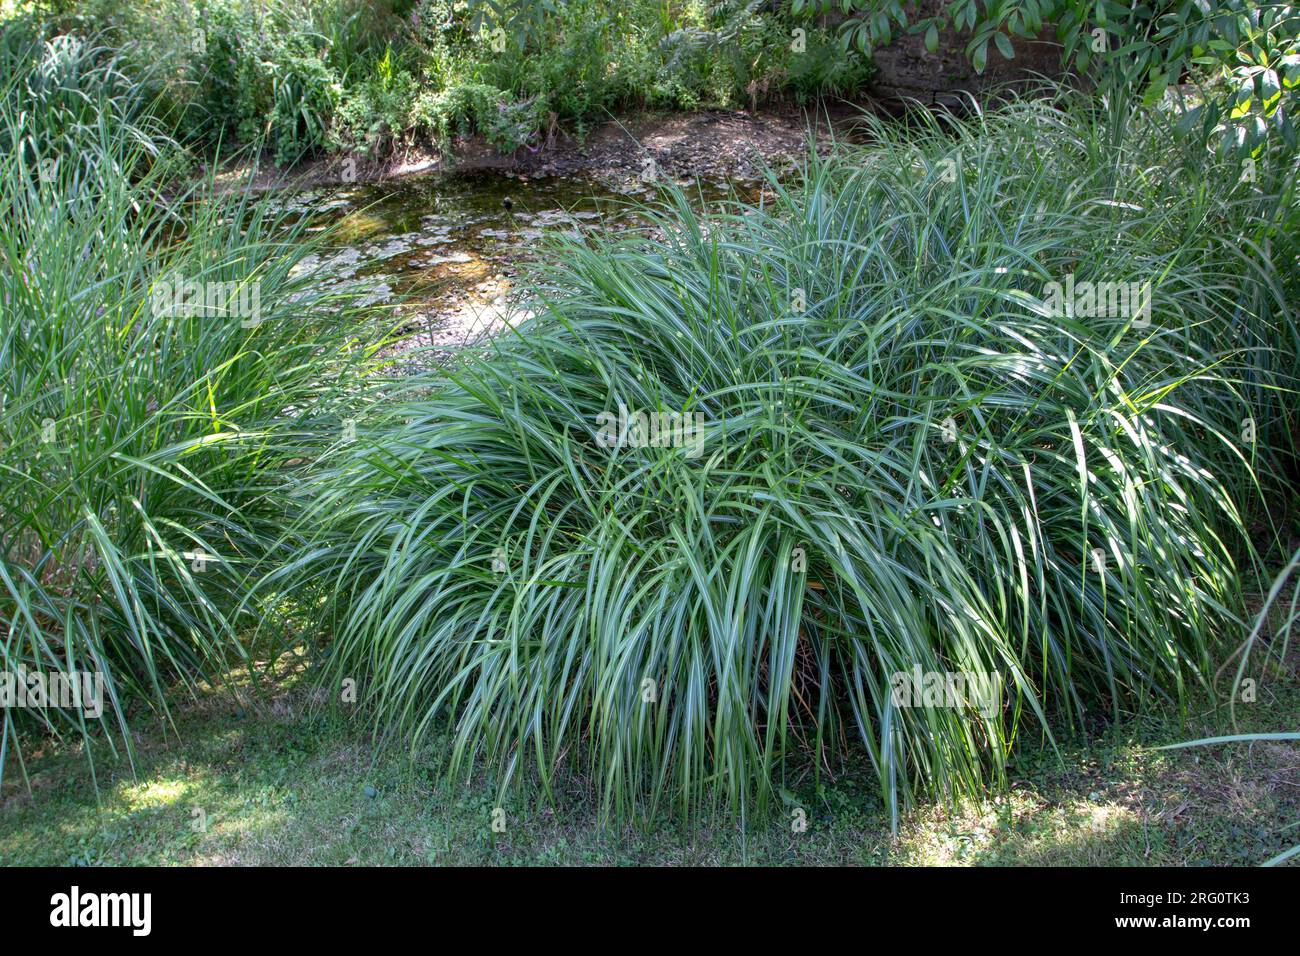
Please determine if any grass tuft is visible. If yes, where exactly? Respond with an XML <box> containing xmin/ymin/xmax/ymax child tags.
<box><xmin>282</xmin><ymin>94</ymin><xmax>1298</xmax><ymax>825</ymax></box>
<box><xmin>0</xmin><ymin>31</ymin><xmax>382</xmax><ymax>790</ymax></box>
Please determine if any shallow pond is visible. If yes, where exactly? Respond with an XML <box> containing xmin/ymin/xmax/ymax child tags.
<box><xmin>272</xmin><ymin>171</ymin><xmax>744</xmax><ymax>370</ymax></box>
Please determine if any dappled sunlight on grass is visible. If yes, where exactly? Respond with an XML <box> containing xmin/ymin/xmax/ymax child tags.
<box><xmin>892</xmin><ymin>792</ymin><xmax>1134</xmax><ymax>865</ymax></box>
<box><xmin>2</xmin><ymin>651</ymin><xmax>1296</xmax><ymax>865</ymax></box>
<box><xmin>120</xmin><ymin>779</ymin><xmax>189</xmax><ymax>811</ymax></box>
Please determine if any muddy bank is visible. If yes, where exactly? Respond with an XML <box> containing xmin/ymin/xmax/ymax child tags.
<box><xmin>220</xmin><ymin>103</ymin><xmax>875</xmax><ymax>194</ymax></box>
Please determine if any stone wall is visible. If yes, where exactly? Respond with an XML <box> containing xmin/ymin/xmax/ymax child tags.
<box><xmin>860</xmin><ymin>3</ymin><xmax>1066</xmax><ymax>108</ymax></box>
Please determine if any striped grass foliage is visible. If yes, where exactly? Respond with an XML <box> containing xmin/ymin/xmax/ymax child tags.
<box><xmin>0</xmin><ymin>34</ymin><xmax>381</xmax><ymax>789</ymax></box>
<box><xmin>0</xmin><ymin>21</ymin><xmax>173</xmax><ymax>192</ymax></box>
<box><xmin>284</xmin><ymin>94</ymin><xmax>1295</xmax><ymax>826</ymax></box>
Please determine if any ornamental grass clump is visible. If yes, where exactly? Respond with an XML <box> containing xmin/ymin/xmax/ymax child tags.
<box><xmin>0</xmin><ymin>32</ymin><xmax>379</xmax><ymax>786</ymax></box>
<box><xmin>284</xmin><ymin>94</ymin><xmax>1295</xmax><ymax>824</ymax></box>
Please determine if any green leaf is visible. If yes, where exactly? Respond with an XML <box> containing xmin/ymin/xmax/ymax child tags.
<box><xmin>1141</xmin><ymin>70</ymin><xmax>1169</xmax><ymax>107</ymax></box>
<box><xmin>1174</xmin><ymin>103</ymin><xmax>1205</xmax><ymax>135</ymax></box>
<box><xmin>1229</xmin><ymin>75</ymin><xmax>1254</xmax><ymax>118</ymax></box>
<box><xmin>925</xmin><ymin>22</ymin><xmax>939</xmax><ymax>53</ymax></box>
<box><xmin>1264</xmin><ymin>843</ymin><xmax>1300</xmax><ymax>867</ymax></box>
<box><xmin>1280</xmin><ymin>54</ymin><xmax>1300</xmax><ymax>89</ymax></box>
<box><xmin>1161</xmin><ymin>733</ymin><xmax>1300</xmax><ymax>749</ymax></box>
<box><xmin>995</xmin><ymin>31</ymin><xmax>1015</xmax><ymax>60</ymax></box>
<box><xmin>1259</xmin><ymin>68</ymin><xmax>1281</xmax><ymax>110</ymax></box>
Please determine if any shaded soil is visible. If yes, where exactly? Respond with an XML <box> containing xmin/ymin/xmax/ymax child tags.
<box><xmin>217</xmin><ymin>103</ymin><xmax>877</xmax><ymax>194</ymax></box>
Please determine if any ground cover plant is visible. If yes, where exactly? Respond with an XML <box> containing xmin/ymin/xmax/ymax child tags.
<box><xmin>3</xmin><ymin>642</ymin><xmax>1297</xmax><ymax>864</ymax></box>
<box><xmin>277</xmin><ymin>89</ymin><xmax>1299</xmax><ymax>827</ymax></box>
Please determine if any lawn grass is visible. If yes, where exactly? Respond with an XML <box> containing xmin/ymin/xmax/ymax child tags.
<box><xmin>3</xmin><ymin>646</ymin><xmax>1295</xmax><ymax>866</ymax></box>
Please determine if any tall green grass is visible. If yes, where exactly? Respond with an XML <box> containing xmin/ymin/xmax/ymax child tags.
<box><xmin>0</xmin><ymin>32</ymin><xmax>380</xmax><ymax>789</ymax></box>
<box><xmin>280</xmin><ymin>93</ymin><xmax>1298</xmax><ymax>826</ymax></box>
<box><xmin>0</xmin><ymin>22</ymin><xmax>173</xmax><ymax>188</ymax></box>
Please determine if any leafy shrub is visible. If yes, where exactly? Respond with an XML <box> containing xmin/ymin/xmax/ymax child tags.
<box><xmin>47</xmin><ymin>0</ymin><xmax>878</xmax><ymax>163</ymax></box>
<box><xmin>826</xmin><ymin>0</ymin><xmax>1299</xmax><ymax>154</ymax></box>
<box><xmin>335</xmin><ymin>44</ymin><xmax>421</xmax><ymax>154</ymax></box>
<box><xmin>56</xmin><ymin>0</ymin><xmax>353</xmax><ymax>162</ymax></box>
<box><xmin>185</xmin><ymin>1</ymin><xmax>342</xmax><ymax>163</ymax></box>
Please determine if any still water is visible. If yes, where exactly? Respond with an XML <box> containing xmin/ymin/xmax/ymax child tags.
<box><xmin>272</xmin><ymin>170</ymin><xmax>743</xmax><ymax>369</ymax></box>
